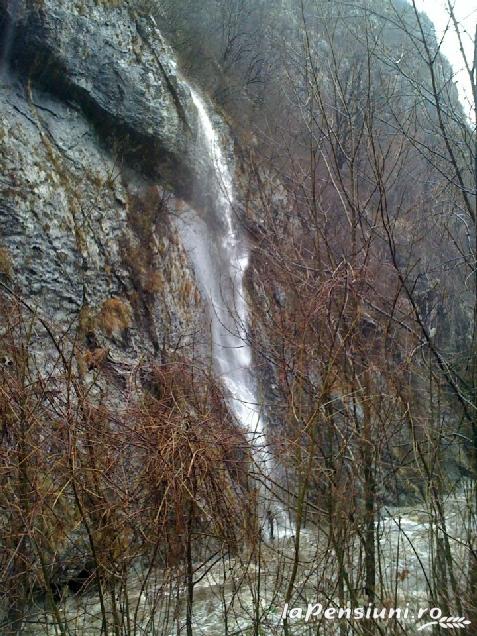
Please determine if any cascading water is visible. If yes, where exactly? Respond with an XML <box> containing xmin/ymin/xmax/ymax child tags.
<box><xmin>0</xmin><ymin>0</ymin><xmax>20</xmax><ymax>78</ymax></box>
<box><xmin>175</xmin><ymin>86</ymin><xmax>292</xmax><ymax>540</ymax></box>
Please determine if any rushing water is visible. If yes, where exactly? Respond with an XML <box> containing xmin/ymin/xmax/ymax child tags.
<box><xmin>175</xmin><ymin>86</ymin><xmax>292</xmax><ymax>539</ymax></box>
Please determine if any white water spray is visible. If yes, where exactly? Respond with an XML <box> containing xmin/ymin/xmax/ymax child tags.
<box><xmin>175</xmin><ymin>86</ymin><xmax>292</xmax><ymax>540</ymax></box>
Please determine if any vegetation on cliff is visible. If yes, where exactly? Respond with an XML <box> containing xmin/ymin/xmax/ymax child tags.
<box><xmin>0</xmin><ymin>0</ymin><xmax>476</xmax><ymax>634</ymax></box>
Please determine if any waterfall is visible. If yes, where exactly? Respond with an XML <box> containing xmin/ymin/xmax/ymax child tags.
<box><xmin>0</xmin><ymin>0</ymin><xmax>20</xmax><ymax>78</ymax></box>
<box><xmin>175</xmin><ymin>86</ymin><xmax>292</xmax><ymax>540</ymax></box>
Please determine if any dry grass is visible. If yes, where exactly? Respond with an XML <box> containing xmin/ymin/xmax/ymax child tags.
<box><xmin>0</xmin><ymin>247</ymin><xmax>12</xmax><ymax>279</ymax></box>
<box><xmin>97</xmin><ymin>297</ymin><xmax>132</xmax><ymax>336</ymax></box>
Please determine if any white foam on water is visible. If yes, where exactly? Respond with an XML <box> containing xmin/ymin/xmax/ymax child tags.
<box><xmin>175</xmin><ymin>85</ymin><xmax>293</xmax><ymax>540</ymax></box>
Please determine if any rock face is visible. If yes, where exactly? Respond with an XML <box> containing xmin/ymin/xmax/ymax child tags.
<box><xmin>0</xmin><ymin>0</ymin><xmax>204</xmax><ymax>366</ymax></box>
<box><xmin>1</xmin><ymin>0</ymin><xmax>197</xmax><ymax>196</ymax></box>
<box><xmin>0</xmin><ymin>5</ymin><xmax>239</xmax><ymax>618</ymax></box>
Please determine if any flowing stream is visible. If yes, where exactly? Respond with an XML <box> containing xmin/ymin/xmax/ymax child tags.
<box><xmin>175</xmin><ymin>85</ymin><xmax>292</xmax><ymax>539</ymax></box>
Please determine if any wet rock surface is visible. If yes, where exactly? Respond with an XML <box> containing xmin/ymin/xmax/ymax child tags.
<box><xmin>1</xmin><ymin>0</ymin><xmax>197</xmax><ymax>196</ymax></box>
<box><xmin>0</xmin><ymin>0</ymin><xmax>207</xmax><ymax>363</ymax></box>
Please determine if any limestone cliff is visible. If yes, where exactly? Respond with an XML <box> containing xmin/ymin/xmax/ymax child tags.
<box><xmin>0</xmin><ymin>0</ymin><xmax>207</xmax><ymax>372</ymax></box>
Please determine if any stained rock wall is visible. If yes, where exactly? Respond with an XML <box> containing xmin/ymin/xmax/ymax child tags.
<box><xmin>0</xmin><ymin>0</ymin><xmax>205</xmax><ymax>372</ymax></box>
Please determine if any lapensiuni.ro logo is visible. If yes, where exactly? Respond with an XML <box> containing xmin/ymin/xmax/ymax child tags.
<box><xmin>280</xmin><ymin>603</ymin><xmax>471</xmax><ymax>631</ymax></box>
